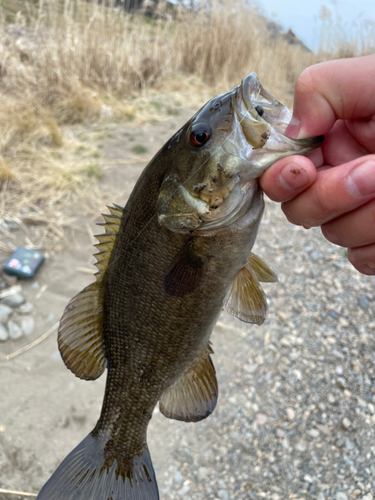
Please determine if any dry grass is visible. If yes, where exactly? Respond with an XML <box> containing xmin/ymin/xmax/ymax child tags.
<box><xmin>0</xmin><ymin>0</ymin><xmax>373</xmax><ymax>250</ymax></box>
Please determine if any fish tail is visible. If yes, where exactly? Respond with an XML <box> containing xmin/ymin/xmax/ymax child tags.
<box><xmin>36</xmin><ymin>432</ymin><xmax>159</xmax><ymax>500</ymax></box>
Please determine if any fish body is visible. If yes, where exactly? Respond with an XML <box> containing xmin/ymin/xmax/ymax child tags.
<box><xmin>36</xmin><ymin>74</ymin><xmax>323</xmax><ymax>500</ymax></box>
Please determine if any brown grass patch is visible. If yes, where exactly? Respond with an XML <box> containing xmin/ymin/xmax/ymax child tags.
<box><xmin>0</xmin><ymin>0</ymin><xmax>373</xmax><ymax>250</ymax></box>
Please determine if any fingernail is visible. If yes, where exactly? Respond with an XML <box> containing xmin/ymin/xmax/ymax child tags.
<box><xmin>285</xmin><ymin>116</ymin><xmax>300</xmax><ymax>138</ymax></box>
<box><xmin>347</xmin><ymin>160</ymin><xmax>375</xmax><ymax>197</ymax></box>
<box><xmin>279</xmin><ymin>163</ymin><xmax>310</xmax><ymax>190</ymax></box>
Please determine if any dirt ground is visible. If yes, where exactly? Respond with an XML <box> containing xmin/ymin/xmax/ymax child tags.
<box><xmin>1</xmin><ymin>109</ymin><xmax>375</xmax><ymax>500</ymax></box>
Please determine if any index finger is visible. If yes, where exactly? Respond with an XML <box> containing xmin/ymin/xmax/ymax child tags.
<box><xmin>287</xmin><ymin>55</ymin><xmax>375</xmax><ymax>140</ymax></box>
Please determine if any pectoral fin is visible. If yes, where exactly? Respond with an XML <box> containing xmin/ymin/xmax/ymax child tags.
<box><xmin>159</xmin><ymin>344</ymin><xmax>217</xmax><ymax>422</ymax></box>
<box><xmin>163</xmin><ymin>241</ymin><xmax>208</xmax><ymax>297</ymax></box>
<box><xmin>248</xmin><ymin>252</ymin><xmax>278</xmax><ymax>283</ymax></box>
<box><xmin>225</xmin><ymin>264</ymin><xmax>267</xmax><ymax>325</ymax></box>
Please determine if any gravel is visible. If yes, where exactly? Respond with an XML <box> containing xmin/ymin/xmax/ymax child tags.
<box><xmin>8</xmin><ymin>319</ymin><xmax>23</xmax><ymax>340</ymax></box>
<box><xmin>155</xmin><ymin>198</ymin><xmax>375</xmax><ymax>500</ymax></box>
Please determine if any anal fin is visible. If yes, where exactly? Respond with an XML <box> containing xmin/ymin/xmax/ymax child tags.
<box><xmin>225</xmin><ymin>264</ymin><xmax>267</xmax><ymax>325</ymax></box>
<box><xmin>159</xmin><ymin>344</ymin><xmax>217</xmax><ymax>422</ymax></box>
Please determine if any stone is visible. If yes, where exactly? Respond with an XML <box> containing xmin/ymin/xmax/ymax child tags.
<box><xmin>19</xmin><ymin>302</ymin><xmax>34</xmax><ymax>314</ymax></box>
<box><xmin>0</xmin><ymin>304</ymin><xmax>13</xmax><ymax>322</ymax></box>
<box><xmin>2</xmin><ymin>293</ymin><xmax>25</xmax><ymax>308</ymax></box>
<box><xmin>308</xmin><ymin>429</ymin><xmax>319</xmax><ymax>438</ymax></box>
<box><xmin>197</xmin><ymin>467</ymin><xmax>209</xmax><ymax>482</ymax></box>
<box><xmin>20</xmin><ymin>316</ymin><xmax>35</xmax><ymax>336</ymax></box>
<box><xmin>335</xmin><ymin>366</ymin><xmax>344</xmax><ymax>375</ymax></box>
<box><xmin>255</xmin><ymin>413</ymin><xmax>268</xmax><ymax>425</ymax></box>
<box><xmin>294</xmin><ymin>439</ymin><xmax>307</xmax><ymax>452</ymax></box>
<box><xmin>359</xmin><ymin>294</ymin><xmax>369</xmax><ymax>310</ymax></box>
<box><xmin>174</xmin><ymin>471</ymin><xmax>183</xmax><ymax>484</ymax></box>
<box><xmin>0</xmin><ymin>323</ymin><xmax>9</xmax><ymax>341</ymax></box>
<box><xmin>217</xmin><ymin>489</ymin><xmax>229</xmax><ymax>500</ymax></box>
<box><xmin>3</xmin><ymin>274</ymin><xmax>18</xmax><ymax>286</ymax></box>
<box><xmin>336</xmin><ymin>493</ymin><xmax>348</xmax><ymax>500</ymax></box>
<box><xmin>8</xmin><ymin>320</ymin><xmax>23</xmax><ymax>339</ymax></box>
<box><xmin>286</xmin><ymin>407</ymin><xmax>295</xmax><ymax>420</ymax></box>
<box><xmin>303</xmin><ymin>474</ymin><xmax>313</xmax><ymax>483</ymax></box>
<box><xmin>342</xmin><ymin>417</ymin><xmax>351</xmax><ymax>429</ymax></box>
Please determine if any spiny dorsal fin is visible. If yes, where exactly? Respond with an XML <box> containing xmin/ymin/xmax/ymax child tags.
<box><xmin>225</xmin><ymin>264</ymin><xmax>267</xmax><ymax>325</ymax></box>
<box><xmin>248</xmin><ymin>252</ymin><xmax>278</xmax><ymax>283</ymax></box>
<box><xmin>58</xmin><ymin>204</ymin><xmax>124</xmax><ymax>381</ymax></box>
<box><xmin>94</xmin><ymin>204</ymin><xmax>124</xmax><ymax>283</ymax></box>
<box><xmin>58</xmin><ymin>282</ymin><xmax>106</xmax><ymax>380</ymax></box>
<box><xmin>159</xmin><ymin>344</ymin><xmax>217</xmax><ymax>422</ymax></box>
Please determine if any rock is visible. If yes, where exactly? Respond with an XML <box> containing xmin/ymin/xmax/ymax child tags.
<box><xmin>20</xmin><ymin>316</ymin><xmax>35</xmax><ymax>336</ymax></box>
<box><xmin>286</xmin><ymin>407</ymin><xmax>295</xmax><ymax>420</ymax></box>
<box><xmin>308</xmin><ymin>429</ymin><xmax>319</xmax><ymax>438</ymax></box>
<box><xmin>335</xmin><ymin>365</ymin><xmax>344</xmax><ymax>375</ymax></box>
<box><xmin>19</xmin><ymin>302</ymin><xmax>34</xmax><ymax>314</ymax></box>
<box><xmin>336</xmin><ymin>493</ymin><xmax>348</xmax><ymax>500</ymax></box>
<box><xmin>255</xmin><ymin>413</ymin><xmax>268</xmax><ymax>425</ymax></box>
<box><xmin>359</xmin><ymin>294</ymin><xmax>369</xmax><ymax>310</ymax></box>
<box><xmin>368</xmin><ymin>403</ymin><xmax>375</xmax><ymax>414</ymax></box>
<box><xmin>197</xmin><ymin>467</ymin><xmax>209</xmax><ymax>482</ymax></box>
<box><xmin>3</xmin><ymin>274</ymin><xmax>18</xmax><ymax>286</ymax></box>
<box><xmin>217</xmin><ymin>489</ymin><xmax>229</xmax><ymax>500</ymax></box>
<box><xmin>276</xmin><ymin>428</ymin><xmax>285</xmax><ymax>438</ymax></box>
<box><xmin>174</xmin><ymin>471</ymin><xmax>183</xmax><ymax>484</ymax></box>
<box><xmin>8</xmin><ymin>320</ymin><xmax>23</xmax><ymax>339</ymax></box>
<box><xmin>303</xmin><ymin>474</ymin><xmax>313</xmax><ymax>483</ymax></box>
<box><xmin>244</xmin><ymin>363</ymin><xmax>257</xmax><ymax>373</ymax></box>
<box><xmin>294</xmin><ymin>439</ymin><xmax>307</xmax><ymax>452</ymax></box>
<box><xmin>2</xmin><ymin>293</ymin><xmax>25</xmax><ymax>307</ymax></box>
<box><xmin>342</xmin><ymin>417</ymin><xmax>351</xmax><ymax>430</ymax></box>
<box><xmin>178</xmin><ymin>480</ymin><xmax>190</xmax><ymax>496</ymax></box>
<box><xmin>310</xmin><ymin>251</ymin><xmax>319</xmax><ymax>261</ymax></box>
<box><xmin>0</xmin><ymin>303</ymin><xmax>13</xmax><ymax>322</ymax></box>
<box><xmin>0</xmin><ymin>323</ymin><xmax>9</xmax><ymax>341</ymax></box>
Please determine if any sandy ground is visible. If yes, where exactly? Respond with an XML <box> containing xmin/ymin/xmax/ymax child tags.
<box><xmin>1</xmin><ymin>109</ymin><xmax>375</xmax><ymax>500</ymax></box>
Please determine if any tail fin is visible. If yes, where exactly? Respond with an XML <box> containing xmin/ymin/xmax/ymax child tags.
<box><xmin>36</xmin><ymin>433</ymin><xmax>159</xmax><ymax>500</ymax></box>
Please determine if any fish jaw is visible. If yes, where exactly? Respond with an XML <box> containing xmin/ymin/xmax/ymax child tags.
<box><xmin>227</xmin><ymin>71</ymin><xmax>324</xmax><ymax>180</ymax></box>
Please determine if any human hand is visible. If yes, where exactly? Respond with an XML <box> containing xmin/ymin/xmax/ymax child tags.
<box><xmin>260</xmin><ymin>54</ymin><xmax>375</xmax><ymax>275</ymax></box>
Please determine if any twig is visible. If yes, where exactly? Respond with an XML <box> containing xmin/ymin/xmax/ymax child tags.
<box><xmin>0</xmin><ymin>286</ymin><xmax>22</xmax><ymax>299</ymax></box>
<box><xmin>0</xmin><ymin>488</ymin><xmax>37</xmax><ymax>497</ymax></box>
<box><xmin>6</xmin><ymin>323</ymin><xmax>59</xmax><ymax>361</ymax></box>
<box><xmin>35</xmin><ymin>284</ymin><xmax>48</xmax><ymax>300</ymax></box>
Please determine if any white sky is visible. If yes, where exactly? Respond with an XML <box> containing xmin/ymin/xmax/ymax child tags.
<box><xmin>255</xmin><ymin>0</ymin><xmax>375</xmax><ymax>51</ymax></box>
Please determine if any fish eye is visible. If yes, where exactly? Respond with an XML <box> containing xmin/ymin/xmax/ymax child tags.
<box><xmin>255</xmin><ymin>105</ymin><xmax>264</xmax><ymax>117</ymax></box>
<box><xmin>190</xmin><ymin>123</ymin><xmax>211</xmax><ymax>147</ymax></box>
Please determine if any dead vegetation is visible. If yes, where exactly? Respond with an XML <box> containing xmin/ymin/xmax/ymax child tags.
<box><xmin>0</xmin><ymin>0</ymin><xmax>373</xmax><ymax>250</ymax></box>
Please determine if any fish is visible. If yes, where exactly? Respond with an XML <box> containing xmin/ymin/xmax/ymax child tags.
<box><xmin>36</xmin><ymin>72</ymin><xmax>323</xmax><ymax>500</ymax></box>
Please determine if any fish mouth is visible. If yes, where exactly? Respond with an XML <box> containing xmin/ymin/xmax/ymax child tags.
<box><xmin>231</xmin><ymin>72</ymin><xmax>324</xmax><ymax>179</ymax></box>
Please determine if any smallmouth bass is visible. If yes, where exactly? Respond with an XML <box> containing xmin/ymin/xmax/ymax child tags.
<box><xmin>37</xmin><ymin>73</ymin><xmax>323</xmax><ymax>500</ymax></box>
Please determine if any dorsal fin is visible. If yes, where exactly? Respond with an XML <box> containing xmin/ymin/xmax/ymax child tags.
<box><xmin>159</xmin><ymin>344</ymin><xmax>217</xmax><ymax>422</ymax></box>
<box><xmin>58</xmin><ymin>204</ymin><xmax>124</xmax><ymax>380</ymax></box>
<box><xmin>225</xmin><ymin>264</ymin><xmax>267</xmax><ymax>325</ymax></box>
<box><xmin>94</xmin><ymin>204</ymin><xmax>124</xmax><ymax>283</ymax></box>
<box><xmin>248</xmin><ymin>252</ymin><xmax>278</xmax><ymax>283</ymax></box>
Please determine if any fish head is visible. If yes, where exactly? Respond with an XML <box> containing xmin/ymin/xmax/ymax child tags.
<box><xmin>157</xmin><ymin>72</ymin><xmax>323</xmax><ymax>232</ymax></box>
